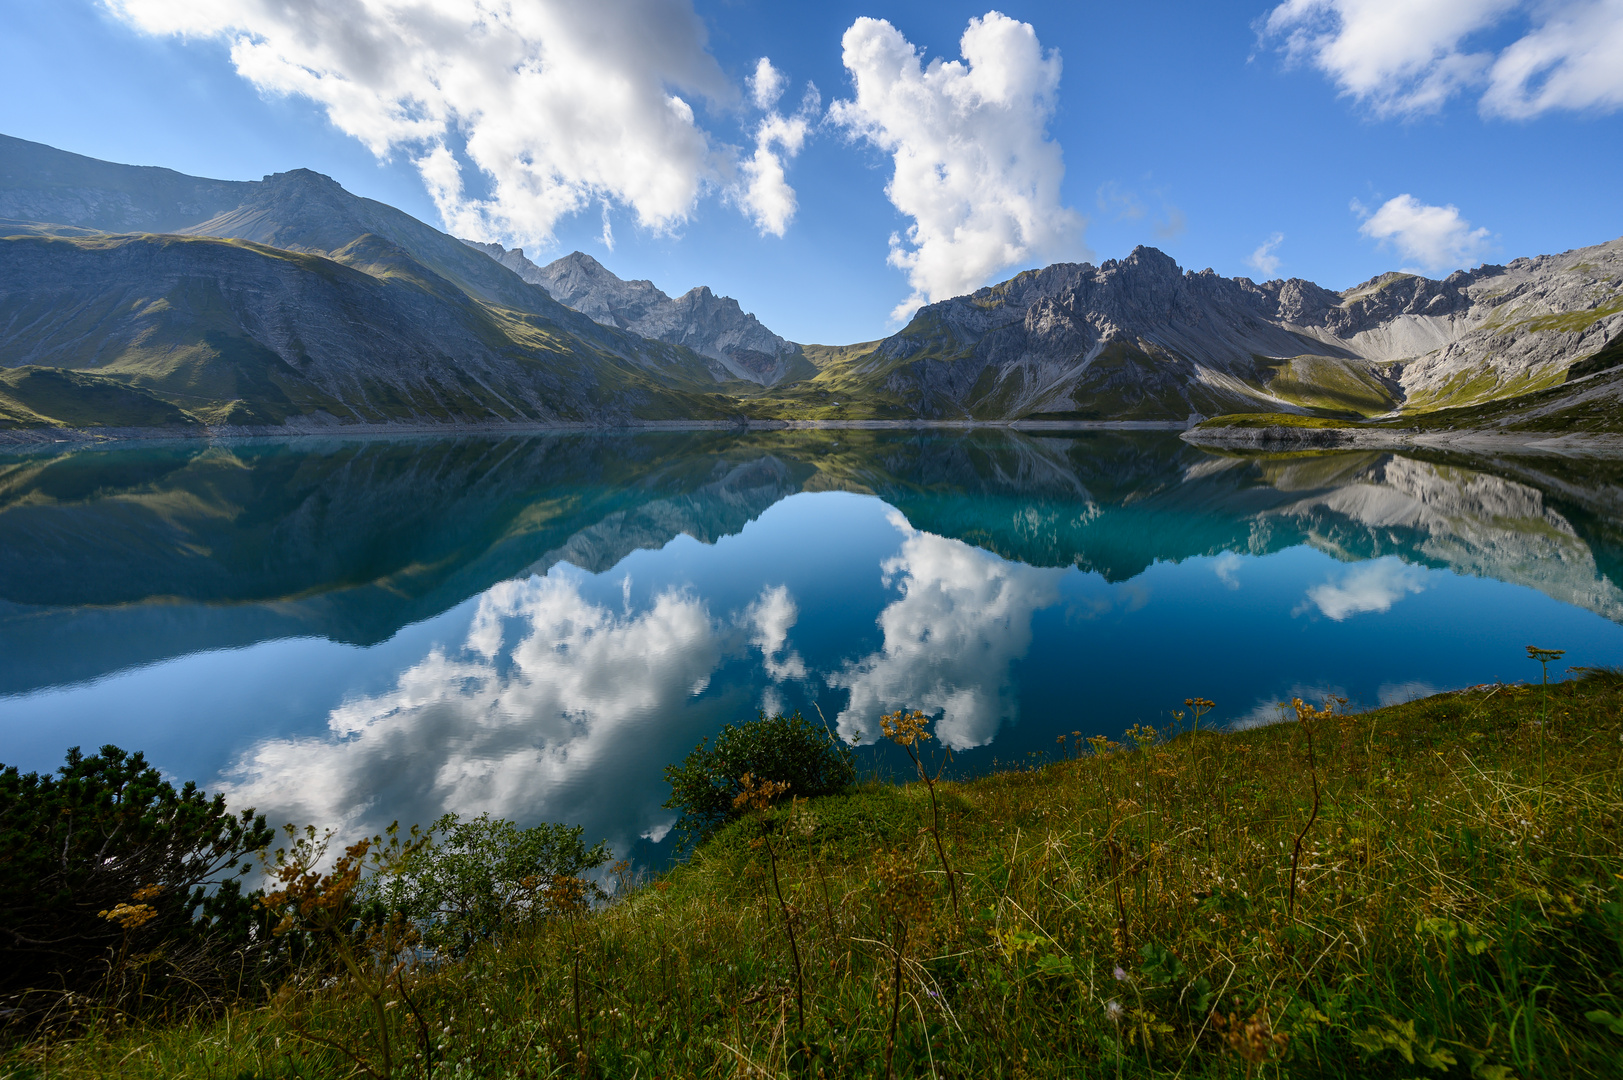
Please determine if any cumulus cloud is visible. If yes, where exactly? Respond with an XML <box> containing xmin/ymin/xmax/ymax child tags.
<box><xmin>830</xmin><ymin>12</ymin><xmax>1087</xmax><ymax>321</ymax></box>
<box><xmin>736</xmin><ymin>81</ymin><xmax>819</xmax><ymax>237</ymax></box>
<box><xmin>221</xmin><ymin>569</ymin><xmax>722</xmax><ymax>858</ymax></box>
<box><xmin>1248</xmin><ymin>232</ymin><xmax>1286</xmax><ymax>277</ymax></box>
<box><xmin>744</xmin><ymin>584</ymin><xmax>808</xmax><ymax>681</ymax></box>
<box><xmin>1262</xmin><ymin>0</ymin><xmax>1623</xmax><ymax>118</ymax></box>
<box><xmin>1301</xmin><ymin>557</ymin><xmax>1429</xmax><ymax>620</ymax></box>
<box><xmin>1355</xmin><ymin>194</ymin><xmax>1492</xmax><ymax>272</ymax></box>
<box><xmin>106</xmin><ymin>0</ymin><xmax>742</xmax><ymax>247</ymax></box>
<box><xmin>748</xmin><ymin>57</ymin><xmax>788</xmax><ymax>111</ymax></box>
<box><xmin>831</xmin><ymin>512</ymin><xmax>1063</xmax><ymax>750</ymax></box>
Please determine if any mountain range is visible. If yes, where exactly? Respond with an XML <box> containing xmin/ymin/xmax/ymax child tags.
<box><xmin>1</xmin><ymin>133</ymin><xmax>1619</xmax><ymax>436</ymax></box>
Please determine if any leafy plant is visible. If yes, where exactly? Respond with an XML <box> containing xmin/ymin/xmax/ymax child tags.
<box><xmin>378</xmin><ymin>813</ymin><xmax>611</xmax><ymax>958</ymax></box>
<box><xmin>662</xmin><ymin>711</ymin><xmax>854</xmax><ymax>848</ymax></box>
<box><xmin>258</xmin><ymin>823</ymin><xmax>432</xmax><ymax>1079</ymax></box>
<box><xmin>0</xmin><ymin>745</ymin><xmax>273</xmax><ymax>1018</ymax></box>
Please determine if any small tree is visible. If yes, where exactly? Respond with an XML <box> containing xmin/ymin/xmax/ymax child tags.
<box><xmin>663</xmin><ymin>711</ymin><xmax>855</xmax><ymax>849</ymax></box>
<box><xmin>0</xmin><ymin>745</ymin><xmax>273</xmax><ymax>1017</ymax></box>
<box><xmin>379</xmin><ymin>813</ymin><xmax>611</xmax><ymax>957</ymax></box>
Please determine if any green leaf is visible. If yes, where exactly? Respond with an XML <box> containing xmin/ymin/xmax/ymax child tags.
<box><xmin>1586</xmin><ymin>1009</ymin><xmax>1623</xmax><ymax>1035</ymax></box>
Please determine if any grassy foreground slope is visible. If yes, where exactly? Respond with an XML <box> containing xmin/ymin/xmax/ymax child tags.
<box><xmin>11</xmin><ymin>672</ymin><xmax>1623</xmax><ymax>1078</ymax></box>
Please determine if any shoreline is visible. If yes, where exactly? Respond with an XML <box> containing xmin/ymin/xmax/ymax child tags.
<box><xmin>0</xmin><ymin>416</ymin><xmax>1192</xmax><ymax>447</ymax></box>
<box><xmin>1181</xmin><ymin>423</ymin><xmax>1623</xmax><ymax>458</ymax></box>
<box><xmin>9</xmin><ymin>415</ymin><xmax>1622</xmax><ymax>457</ymax></box>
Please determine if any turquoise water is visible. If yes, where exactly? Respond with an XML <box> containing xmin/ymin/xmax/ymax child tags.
<box><xmin>2</xmin><ymin>430</ymin><xmax>1621</xmax><ymax>863</ymax></box>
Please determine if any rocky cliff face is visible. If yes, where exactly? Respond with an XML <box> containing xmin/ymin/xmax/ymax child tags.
<box><xmin>464</xmin><ymin>242</ymin><xmax>812</xmax><ymax>386</ymax></box>
<box><xmin>836</xmin><ymin>239</ymin><xmax>1623</xmax><ymax>420</ymax></box>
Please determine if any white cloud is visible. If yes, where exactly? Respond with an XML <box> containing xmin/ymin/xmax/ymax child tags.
<box><xmin>1262</xmin><ymin>0</ymin><xmax>1623</xmax><ymax>118</ymax></box>
<box><xmin>748</xmin><ymin>57</ymin><xmax>788</xmax><ymax>111</ymax></box>
<box><xmin>106</xmin><ymin>0</ymin><xmax>740</xmax><ymax>247</ymax></box>
<box><xmin>1212</xmin><ymin>551</ymin><xmax>1245</xmax><ymax>589</ymax></box>
<box><xmin>736</xmin><ymin>82</ymin><xmax>819</xmax><ymax>237</ymax></box>
<box><xmin>1248</xmin><ymin>232</ymin><xmax>1286</xmax><ymax>277</ymax></box>
<box><xmin>744</xmin><ymin>584</ymin><xmax>808</xmax><ymax>681</ymax></box>
<box><xmin>1482</xmin><ymin>1</ymin><xmax>1623</xmax><ymax>117</ymax></box>
<box><xmin>831</xmin><ymin>512</ymin><xmax>1063</xmax><ymax>750</ymax></box>
<box><xmin>830</xmin><ymin>12</ymin><xmax>1087</xmax><ymax>321</ymax></box>
<box><xmin>1356</xmin><ymin>194</ymin><xmax>1491</xmax><ymax>272</ymax></box>
<box><xmin>1301</xmin><ymin>557</ymin><xmax>1428</xmax><ymax>620</ymax></box>
<box><xmin>221</xmin><ymin>569</ymin><xmax>722</xmax><ymax>857</ymax></box>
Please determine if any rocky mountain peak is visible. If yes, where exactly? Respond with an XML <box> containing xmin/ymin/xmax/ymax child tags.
<box><xmin>862</xmin><ymin>233</ymin><xmax>1623</xmax><ymax>421</ymax></box>
<box><xmin>463</xmin><ymin>241</ymin><xmax>809</xmax><ymax>386</ymax></box>
<box><xmin>260</xmin><ymin>168</ymin><xmax>343</xmax><ymax>190</ymax></box>
<box><xmin>1121</xmin><ymin>245</ymin><xmax>1182</xmax><ymax>276</ymax></box>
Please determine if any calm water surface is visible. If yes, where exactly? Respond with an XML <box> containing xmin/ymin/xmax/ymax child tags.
<box><xmin>3</xmin><ymin>430</ymin><xmax>1621</xmax><ymax>863</ymax></box>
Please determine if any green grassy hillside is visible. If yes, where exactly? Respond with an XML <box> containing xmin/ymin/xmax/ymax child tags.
<box><xmin>8</xmin><ymin>671</ymin><xmax>1622</xmax><ymax>1077</ymax></box>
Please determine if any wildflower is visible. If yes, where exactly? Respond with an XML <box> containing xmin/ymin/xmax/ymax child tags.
<box><xmin>99</xmin><ymin>902</ymin><xmax>158</xmax><ymax>931</ymax></box>
<box><xmin>1105</xmin><ymin>1000</ymin><xmax>1125</xmax><ymax>1022</ymax></box>
<box><xmin>1113</xmin><ymin>966</ymin><xmax>1129</xmax><ymax>982</ymax></box>
<box><xmin>880</xmin><ymin>709</ymin><xmax>931</xmax><ymax>747</ymax></box>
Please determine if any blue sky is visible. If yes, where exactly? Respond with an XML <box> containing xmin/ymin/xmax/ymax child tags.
<box><xmin>2</xmin><ymin>0</ymin><xmax>1620</xmax><ymax>344</ymax></box>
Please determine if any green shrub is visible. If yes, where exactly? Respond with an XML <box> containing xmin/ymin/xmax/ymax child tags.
<box><xmin>663</xmin><ymin>711</ymin><xmax>855</xmax><ymax>849</ymax></box>
<box><xmin>371</xmin><ymin>813</ymin><xmax>611</xmax><ymax>957</ymax></box>
<box><xmin>0</xmin><ymin>745</ymin><xmax>273</xmax><ymax>1018</ymax></box>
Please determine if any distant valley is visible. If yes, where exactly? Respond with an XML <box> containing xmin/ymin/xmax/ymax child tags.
<box><xmin>1</xmin><ymin>133</ymin><xmax>1619</xmax><ymax>439</ymax></box>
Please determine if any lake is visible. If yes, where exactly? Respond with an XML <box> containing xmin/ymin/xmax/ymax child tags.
<box><xmin>3</xmin><ymin>429</ymin><xmax>1621</xmax><ymax>864</ymax></box>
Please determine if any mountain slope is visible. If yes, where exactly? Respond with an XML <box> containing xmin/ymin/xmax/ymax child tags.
<box><xmin>761</xmin><ymin>240</ymin><xmax>1623</xmax><ymax>422</ymax></box>
<box><xmin>0</xmin><ymin>134</ymin><xmax>249</xmax><ymax>233</ymax></box>
<box><xmin>0</xmin><ymin>231</ymin><xmax>729</xmax><ymax>425</ymax></box>
<box><xmin>0</xmin><ymin>136</ymin><xmax>767</xmax><ymax>429</ymax></box>
<box><xmin>465</xmin><ymin>242</ymin><xmax>814</xmax><ymax>386</ymax></box>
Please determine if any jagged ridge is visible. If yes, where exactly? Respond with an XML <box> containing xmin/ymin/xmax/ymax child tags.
<box><xmin>463</xmin><ymin>242</ymin><xmax>813</xmax><ymax>387</ymax></box>
<box><xmin>774</xmin><ymin>241</ymin><xmax>1623</xmax><ymax>421</ymax></box>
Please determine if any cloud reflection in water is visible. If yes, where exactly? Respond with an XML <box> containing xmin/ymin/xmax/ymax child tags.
<box><xmin>222</xmin><ymin>569</ymin><xmax>723</xmax><ymax>853</ymax></box>
<box><xmin>1302</xmin><ymin>558</ymin><xmax>1429</xmax><ymax>621</ymax></box>
<box><xmin>833</xmin><ymin>511</ymin><xmax>1063</xmax><ymax>750</ymax></box>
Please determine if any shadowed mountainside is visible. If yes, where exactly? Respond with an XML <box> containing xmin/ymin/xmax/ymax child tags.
<box><xmin>0</xmin><ymin>135</ymin><xmax>759</xmax><ymax>430</ymax></box>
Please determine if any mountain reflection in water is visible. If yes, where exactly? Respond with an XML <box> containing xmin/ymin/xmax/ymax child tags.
<box><xmin>2</xmin><ymin>430</ymin><xmax>1621</xmax><ymax>862</ymax></box>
